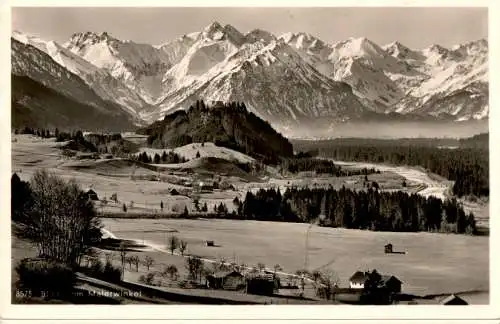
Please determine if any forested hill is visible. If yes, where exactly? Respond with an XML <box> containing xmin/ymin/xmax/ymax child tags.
<box><xmin>459</xmin><ymin>133</ymin><xmax>488</xmax><ymax>149</ymax></box>
<box><xmin>137</xmin><ymin>101</ymin><xmax>294</xmax><ymax>163</ymax></box>
<box><xmin>294</xmin><ymin>143</ymin><xmax>488</xmax><ymax>198</ymax></box>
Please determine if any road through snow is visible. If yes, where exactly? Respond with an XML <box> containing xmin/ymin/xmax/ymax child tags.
<box><xmin>333</xmin><ymin>160</ymin><xmax>450</xmax><ymax>200</ymax></box>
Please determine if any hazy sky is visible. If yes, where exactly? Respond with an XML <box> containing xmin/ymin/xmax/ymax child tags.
<box><xmin>12</xmin><ymin>7</ymin><xmax>488</xmax><ymax>49</ymax></box>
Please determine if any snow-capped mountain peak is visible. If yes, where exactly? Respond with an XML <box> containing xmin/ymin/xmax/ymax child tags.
<box><xmin>12</xmin><ymin>24</ymin><xmax>489</xmax><ymax>131</ymax></box>
<box><xmin>66</xmin><ymin>31</ymin><xmax>116</xmax><ymax>48</ymax></box>
<box><xmin>279</xmin><ymin>32</ymin><xmax>327</xmax><ymax>53</ymax></box>
<box><xmin>424</xmin><ymin>44</ymin><xmax>449</xmax><ymax>55</ymax></box>
<box><xmin>331</xmin><ymin>37</ymin><xmax>386</xmax><ymax>60</ymax></box>
<box><xmin>451</xmin><ymin>38</ymin><xmax>488</xmax><ymax>57</ymax></box>
<box><xmin>199</xmin><ymin>21</ymin><xmax>245</xmax><ymax>45</ymax></box>
<box><xmin>12</xmin><ymin>30</ymin><xmax>150</xmax><ymax>118</ymax></box>
<box><xmin>245</xmin><ymin>29</ymin><xmax>276</xmax><ymax>44</ymax></box>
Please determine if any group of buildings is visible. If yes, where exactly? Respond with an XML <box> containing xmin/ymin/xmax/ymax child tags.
<box><xmin>205</xmin><ymin>270</ymin><xmax>278</xmax><ymax>296</ymax></box>
<box><xmin>203</xmin><ymin>268</ymin><xmax>468</xmax><ymax>305</ymax></box>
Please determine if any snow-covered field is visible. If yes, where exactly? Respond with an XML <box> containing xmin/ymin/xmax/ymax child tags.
<box><xmin>138</xmin><ymin>142</ymin><xmax>255</xmax><ymax>164</ymax></box>
<box><xmin>11</xmin><ymin>134</ymin><xmax>490</xmax><ymax>303</ymax></box>
<box><xmin>101</xmin><ymin>217</ymin><xmax>489</xmax><ymax>300</ymax></box>
<box><xmin>12</xmin><ymin>134</ymin><xmax>487</xmax><ymax>223</ymax></box>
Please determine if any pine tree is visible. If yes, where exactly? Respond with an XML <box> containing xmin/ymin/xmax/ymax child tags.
<box><xmin>154</xmin><ymin>153</ymin><xmax>161</xmax><ymax>164</ymax></box>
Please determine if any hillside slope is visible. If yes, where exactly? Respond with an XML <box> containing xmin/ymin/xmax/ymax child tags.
<box><xmin>12</xmin><ymin>75</ymin><xmax>134</xmax><ymax>131</ymax></box>
<box><xmin>137</xmin><ymin>101</ymin><xmax>293</xmax><ymax>163</ymax></box>
<box><xmin>11</xmin><ymin>38</ymin><xmax>135</xmax><ymax>131</ymax></box>
<box><xmin>13</xmin><ymin>31</ymin><xmax>151</xmax><ymax>119</ymax></box>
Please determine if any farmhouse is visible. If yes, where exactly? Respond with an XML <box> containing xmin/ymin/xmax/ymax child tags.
<box><xmin>384</xmin><ymin>243</ymin><xmax>393</xmax><ymax>253</ymax></box>
<box><xmin>206</xmin><ymin>271</ymin><xmax>245</xmax><ymax>290</ymax></box>
<box><xmin>348</xmin><ymin>271</ymin><xmax>402</xmax><ymax>294</ymax></box>
<box><xmin>349</xmin><ymin>271</ymin><xmax>368</xmax><ymax>289</ymax></box>
<box><xmin>84</xmin><ymin>189</ymin><xmax>99</xmax><ymax>201</ymax></box>
<box><xmin>197</xmin><ymin>181</ymin><xmax>214</xmax><ymax>192</ymax></box>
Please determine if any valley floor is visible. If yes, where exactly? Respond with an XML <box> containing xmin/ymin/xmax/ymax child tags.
<box><xmin>99</xmin><ymin>217</ymin><xmax>489</xmax><ymax>302</ymax></box>
<box><xmin>10</xmin><ymin>134</ymin><xmax>490</xmax><ymax>304</ymax></box>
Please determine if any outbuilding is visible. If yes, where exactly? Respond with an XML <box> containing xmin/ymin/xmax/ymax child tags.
<box><xmin>206</xmin><ymin>271</ymin><xmax>245</xmax><ymax>290</ymax></box>
<box><xmin>440</xmin><ymin>294</ymin><xmax>468</xmax><ymax>305</ymax></box>
<box><xmin>84</xmin><ymin>189</ymin><xmax>99</xmax><ymax>201</ymax></box>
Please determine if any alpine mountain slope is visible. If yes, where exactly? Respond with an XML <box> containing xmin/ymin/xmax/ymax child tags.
<box><xmin>11</xmin><ymin>38</ymin><xmax>136</xmax><ymax>131</ymax></box>
<box><xmin>12</xmin><ymin>22</ymin><xmax>488</xmax><ymax>133</ymax></box>
<box><xmin>13</xmin><ymin>31</ymin><xmax>151</xmax><ymax>120</ymax></box>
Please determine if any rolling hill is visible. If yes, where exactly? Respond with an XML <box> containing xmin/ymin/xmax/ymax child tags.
<box><xmin>137</xmin><ymin>101</ymin><xmax>294</xmax><ymax>163</ymax></box>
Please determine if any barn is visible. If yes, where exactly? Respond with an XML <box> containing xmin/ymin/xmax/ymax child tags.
<box><xmin>349</xmin><ymin>271</ymin><xmax>402</xmax><ymax>294</ymax></box>
<box><xmin>384</xmin><ymin>243</ymin><xmax>393</xmax><ymax>253</ymax></box>
<box><xmin>84</xmin><ymin>189</ymin><xmax>99</xmax><ymax>201</ymax></box>
<box><xmin>197</xmin><ymin>181</ymin><xmax>214</xmax><ymax>192</ymax></box>
<box><xmin>206</xmin><ymin>271</ymin><xmax>245</xmax><ymax>290</ymax></box>
<box><xmin>245</xmin><ymin>273</ymin><xmax>277</xmax><ymax>296</ymax></box>
<box><xmin>380</xmin><ymin>275</ymin><xmax>402</xmax><ymax>294</ymax></box>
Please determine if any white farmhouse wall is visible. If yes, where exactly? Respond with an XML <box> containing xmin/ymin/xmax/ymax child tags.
<box><xmin>349</xmin><ymin>282</ymin><xmax>365</xmax><ymax>289</ymax></box>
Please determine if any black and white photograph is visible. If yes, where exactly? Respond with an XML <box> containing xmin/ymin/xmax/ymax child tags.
<box><xmin>2</xmin><ymin>3</ymin><xmax>497</xmax><ymax>321</ymax></box>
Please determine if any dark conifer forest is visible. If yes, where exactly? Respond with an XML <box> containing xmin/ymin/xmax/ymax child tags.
<box><xmin>293</xmin><ymin>136</ymin><xmax>489</xmax><ymax>198</ymax></box>
<box><xmin>137</xmin><ymin>100</ymin><xmax>294</xmax><ymax>165</ymax></box>
<box><xmin>235</xmin><ymin>187</ymin><xmax>476</xmax><ymax>234</ymax></box>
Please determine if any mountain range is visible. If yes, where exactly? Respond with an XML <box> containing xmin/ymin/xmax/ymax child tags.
<box><xmin>11</xmin><ymin>22</ymin><xmax>489</xmax><ymax>134</ymax></box>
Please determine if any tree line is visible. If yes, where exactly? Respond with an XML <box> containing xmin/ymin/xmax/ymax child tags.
<box><xmin>15</xmin><ymin>126</ymin><xmax>55</xmax><ymax>138</ymax></box>
<box><xmin>280</xmin><ymin>156</ymin><xmax>378</xmax><ymax>176</ymax></box>
<box><xmin>233</xmin><ymin>187</ymin><xmax>476</xmax><ymax>234</ymax></box>
<box><xmin>295</xmin><ymin>144</ymin><xmax>488</xmax><ymax>197</ymax></box>
<box><xmin>134</xmin><ymin>151</ymin><xmax>188</xmax><ymax>164</ymax></box>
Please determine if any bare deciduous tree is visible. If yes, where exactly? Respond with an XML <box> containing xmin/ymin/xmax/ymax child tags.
<box><xmin>125</xmin><ymin>256</ymin><xmax>133</xmax><ymax>270</ymax></box>
<box><xmin>130</xmin><ymin>255</ymin><xmax>140</xmax><ymax>272</ymax></box>
<box><xmin>179</xmin><ymin>240</ymin><xmax>188</xmax><ymax>256</ymax></box>
<box><xmin>313</xmin><ymin>269</ymin><xmax>340</xmax><ymax>300</ymax></box>
<box><xmin>119</xmin><ymin>242</ymin><xmax>127</xmax><ymax>280</ymax></box>
<box><xmin>21</xmin><ymin>169</ymin><xmax>102</xmax><ymax>266</ymax></box>
<box><xmin>164</xmin><ymin>264</ymin><xmax>178</xmax><ymax>280</ymax></box>
<box><xmin>142</xmin><ymin>256</ymin><xmax>154</xmax><ymax>271</ymax></box>
<box><xmin>185</xmin><ymin>256</ymin><xmax>204</xmax><ymax>282</ymax></box>
<box><xmin>167</xmin><ymin>235</ymin><xmax>179</xmax><ymax>255</ymax></box>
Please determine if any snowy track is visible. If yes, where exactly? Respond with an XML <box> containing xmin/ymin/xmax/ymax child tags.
<box><xmin>333</xmin><ymin>160</ymin><xmax>449</xmax><ymax>200</ymax></box>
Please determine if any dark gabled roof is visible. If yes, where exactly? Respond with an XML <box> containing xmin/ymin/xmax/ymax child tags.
<box><xmin>381</xmin><ymin>275</ymin><xmax>402</xmax><ymax>285</ymax></box>
<box><xmin>385</xmin><ymin>243</ymin><xmax>393</xmax><ymax>247</ymax></box>
<box><xmin>86</xmin><ymin>189</ymin><xmax>97</xmax><ymax>194</ymax></box>
<box><xmin>349</xmin><ymin>271</ymin><xmax>402</xmax><ymax>285</ymax></box>
<box><xmin>210</xmin><ymin>270</ymin><xmax>243</xmax><ymax>278</ymax></box>
<box><xmin>440</xmin><ymin>294</ymin><xmax>468</xmax><ymax>305</ymax></box>
<box><xmin>349</xmin><ymin>271</ymin><xmax>368</xmax><ymax>283</ymax></box>
<box><xmin>246</xmin><ymin>273</ymin><xmax>274</xmax><ymax>281</ymax></box>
